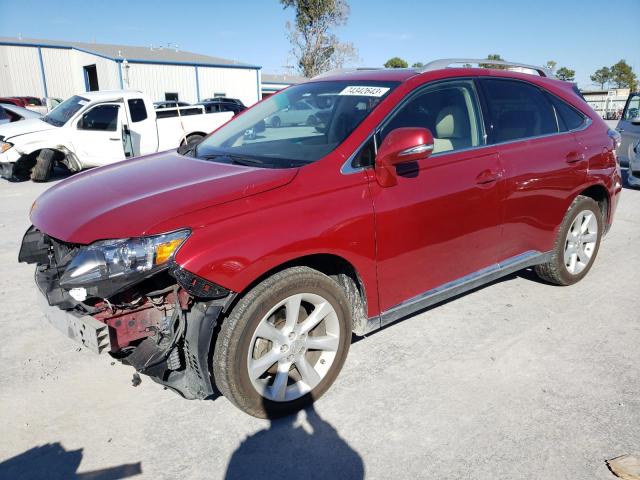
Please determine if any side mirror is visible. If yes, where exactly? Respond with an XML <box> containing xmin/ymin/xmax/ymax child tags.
<box><xmin>375</xmin><ymin>127</ymin><xmax>434</xmax><ymax>187</ymax></box>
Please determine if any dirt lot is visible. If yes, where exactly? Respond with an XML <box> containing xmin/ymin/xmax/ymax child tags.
<box><xmin>1</xmin><ymin>169</ymin><xmax>638</xmax><ymax>480</ymax></box>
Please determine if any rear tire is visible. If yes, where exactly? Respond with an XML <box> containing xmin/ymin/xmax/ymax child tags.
<box><xmin>30</xmin><ymin>149</ymin><xmax>56</xmax><ymax>182</ymax></box>
<box><xmin>213</xmin><ymin>267</ymin><xmax>351</xmax><ymax>418</ymax></box>
<box><xmin>271</xmin><ymin>116</ymin><xmax>281</xmax><ymax>128</ymax></box>
<box><xmin>534</xmin><ymin>195</ymin><xmax>603</xmax><ymax>285</ymax></box>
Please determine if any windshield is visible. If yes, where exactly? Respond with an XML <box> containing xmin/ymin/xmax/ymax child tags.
<box><xmin>43</xmin><ymin>95</ymin><xmax>89</xmax><ymax>127</ymax></box>
<box><xmin>191</xmin><ymin>80</ymin><xmax>399</xmax><ymax>168</ymax></box>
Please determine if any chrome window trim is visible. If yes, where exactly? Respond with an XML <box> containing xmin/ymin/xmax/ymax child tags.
<box><xmin>340</xmin><ymin>77</ymin><xmax>594</xmax><ymax>175</ymax></box>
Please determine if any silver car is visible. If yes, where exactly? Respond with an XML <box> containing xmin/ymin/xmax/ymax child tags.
<box><xmin>616</xmin><ymin>92</ymin><xmax>640</xmax><ymax>166</ymax></box>
<box><xmin>0</xmin><ymin>103</ymin><xmax>43</xmax><ymax>124</ymax></box>
<box><xmin>627</xmin><ymin>139</ymin><xmax>640</xmax><ymax>188</ymax></box>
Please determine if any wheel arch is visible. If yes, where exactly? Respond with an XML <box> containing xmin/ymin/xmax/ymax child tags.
<box><xmin>224</xmin><ymin>253</ymin><xmax>370</xmax><ymax>335</ymax></box>
<box><xmin>180</xmin><ymin>132</ymin><xmax>207</xmax><ymax>146</ymax></box>
<box><xmin>578</xmin><ymin>183</ymin><xmax>610</xmax><ymax>224</ymax></box>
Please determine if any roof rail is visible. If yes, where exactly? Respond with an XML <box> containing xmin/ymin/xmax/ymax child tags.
<box><xmin>312</xmin><ymin>67</ymin><xmax>384</xmax><ymax>80</ymax></box>
<box><xmin>419</xmin><ymin>59</ymin><xmax>552</xmax><ymax>77</ymax></box>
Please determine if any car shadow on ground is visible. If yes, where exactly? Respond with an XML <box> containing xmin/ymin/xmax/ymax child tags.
<box><xmin>224</xmin><ymin>404</ymin><xmax>364</xmax><ymax>480</ymax></box>
<box><xmin>0</xmin><ymin>442</ymin><xmax>142</xmax><ymax>480</ymax></box>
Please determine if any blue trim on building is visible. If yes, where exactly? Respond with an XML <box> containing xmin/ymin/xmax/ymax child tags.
<box><xmin>256</xmin><ymin>69</ymin><xmax>261</xmax><ymax>101</ymax></box>
<box><xmin>83</xmin><ymin>66</ymin><xmax>90</xmax><ymax>92</ymax></box>
<box><xmin>118</xmin><ymin>62</ymin><xmax>124</xmax><ymax>89</ymax></box>
<box><xmin>195</xmin><ymin>66</ymin><xmax>200</xmax><ymax>102</ymax></box>
<box><xmin>36</xmin><ymin>47</ymin><xmax>48</xmax><ymax>97</ymax></box>
<box><xmin>116</xmin><ymin>58</ymin><xmax>260</xmax><ymax>70</ymax></box>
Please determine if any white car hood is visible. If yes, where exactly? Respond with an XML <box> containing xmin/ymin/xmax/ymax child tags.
<box><xmin>0</xmin><ymin>118</ymin><xmax>56</xmax><ymax>140</ymax></box>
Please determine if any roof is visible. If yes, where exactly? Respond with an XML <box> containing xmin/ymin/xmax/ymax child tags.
<box><xmin>0</xmin><ymin>36</ymin><xmax>260</xmax><ymax>70</ymax></box>
<box><xmin>76</xmin><ymin>90</ymin><xmax>144</xmax><ymax>101</ymax></box>
<box><xmin>262</xmin><ymin>73</ymin><xmax>308</xmax><ymax>85</ymax></box>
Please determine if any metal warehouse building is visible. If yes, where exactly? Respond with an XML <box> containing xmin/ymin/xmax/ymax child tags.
<box><xmin>0</xmin><ymin>37</ymin><xmax>262</xmax><ymax>106</ymax></box>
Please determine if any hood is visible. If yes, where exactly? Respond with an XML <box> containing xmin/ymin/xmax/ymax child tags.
<box><xmin>0</xmin><ymin>118</ymin><xmax>55</xmax><ymax>140</ymax></box>
<box><xmin>31</xmin><ymin>151</ymin><xmax>298</xmax><ymax>244</ymax></box>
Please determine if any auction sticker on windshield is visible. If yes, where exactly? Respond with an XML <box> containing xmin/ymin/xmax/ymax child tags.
<box><xmin>339</xmin><ymin>86</ymin><xmax>390</xmax><ymax>97</ymax></box>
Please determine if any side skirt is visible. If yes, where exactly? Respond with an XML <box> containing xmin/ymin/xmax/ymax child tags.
<box><xmin>363</xmin><ymin>251</ymin><xmax>552</xmax><ymax>335</ymax></box>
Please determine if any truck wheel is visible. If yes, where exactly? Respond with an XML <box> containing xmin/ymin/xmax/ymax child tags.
<box><xmin>270</xmin><ymin>116</ymin><xmax>281</xmax><ymax>128</ymax></box>
<box><xmin>213</xmin><ymin>266</ymin><xmax>351</xmax><ymax>418</ymax></box>
<box><xmin>30</xmin><ymin>149</ymin><xmax>56</xmax><ymax>182</ymax></box>
<box><xmin>534</xmin><ymin>195</ymin><xmax>603</xmax><ymax>286</ymax></box>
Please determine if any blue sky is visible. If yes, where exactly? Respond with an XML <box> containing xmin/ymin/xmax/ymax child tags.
<box><xmin>1</xmin><ymin>0</ymin><xmax>638</xmax><ymax>88</ymax></box>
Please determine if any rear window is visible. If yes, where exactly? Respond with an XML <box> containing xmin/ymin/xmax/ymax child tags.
<box><xmin>481</xmin><ymin>79</ymin><xmax>557</xmax><ymax>143</ymax></box>
<box><xmin>128</xmin><ymin>99</ymin><xmax>148</xmax><ymax>122</ymax></box>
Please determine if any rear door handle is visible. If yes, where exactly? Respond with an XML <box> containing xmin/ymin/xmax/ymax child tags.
<box><xmin>475</xmin><ymin>170</ymin><xmax>502</xmax><ymax>185</ymax></box>
<box><xmin>566</xmin><ymin>151</ymin><xmax>585</xmax><ymax>164</ymax></box>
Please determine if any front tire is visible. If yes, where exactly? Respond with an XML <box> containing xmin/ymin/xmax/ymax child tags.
<box><xmin>213</xmin><ymin>267</ymin><xmax>351</xmax><ymax>418</ymax></box>
<box><xmin>534</xmin><ymin>195</ymin><xmax>603</xmax><ymax>285</ymax></box>
<box><xmin>30</xmin><ymin>149</ymin><xmax>56</xmax><ymax>182</ymax></box>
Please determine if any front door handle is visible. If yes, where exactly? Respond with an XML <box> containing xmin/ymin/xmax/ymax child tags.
<box><xmin>109</xmin><ymin>137</ymin><xmax>121</xmax><ymax>141</ymax></box>
<box><xmin>475</xmin><ymin>170</ymin><xmax>502</xmax><ymax>185</ymax></box>
<box><xmin>616</xmin><ymin>128</ymin><xmax>624</xmax><ymax>133</ymax></box>
<box><xmin>566</xmin><ymin>151</ymin><xmax>585</xmax><ymax>164</ymax></box>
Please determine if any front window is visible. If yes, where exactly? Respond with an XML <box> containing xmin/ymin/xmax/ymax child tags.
<box><xmin>43</xmin><ymin>95</ymin><xmax>89</xmax><ymax>127</ymax></box>
<box><xmin>191</xmin><ymin>80</ymin><xmax>398</xmax><ymax>168</ymax></box>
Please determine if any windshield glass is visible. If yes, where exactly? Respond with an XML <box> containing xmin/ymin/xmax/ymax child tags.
<box><xmin>43</xmin><ymin>95</ymin><xmax>89</xmax><ymax>127</ymax></box>
<box><xmin>192</xmin><ymin>80</ymin><xmax>399</xmax><ymax>168</ymax></box>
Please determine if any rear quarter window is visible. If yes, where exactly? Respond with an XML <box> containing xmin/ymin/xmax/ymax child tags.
<box><xmin>546</xmin><ymin>94</ymin><xmax>587</xmax><ymax>131</ymax></box>
<box><xmin>128</xmin><ymin>99</ymin><xmax>148</xmax><ymax>122</ymax></box>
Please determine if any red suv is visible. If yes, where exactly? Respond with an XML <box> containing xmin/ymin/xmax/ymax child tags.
<box><xmin>20</xmin><ymin>59</ymin><xmax>622</xmax><ymax>418</ymax></box>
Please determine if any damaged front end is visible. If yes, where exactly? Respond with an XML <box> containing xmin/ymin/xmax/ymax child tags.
<box><xmin>19</xmin><ymin>226</ymin><xmax>235</xmax><ymax>400</ymax></box>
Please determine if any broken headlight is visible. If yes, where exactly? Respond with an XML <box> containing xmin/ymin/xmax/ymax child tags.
<box><xmin>59</xmin><ymin>229</ymin><xmax>190</xmax><ymax>289</ymax></box>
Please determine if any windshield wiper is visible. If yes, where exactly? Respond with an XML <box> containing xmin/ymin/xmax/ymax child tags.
<box><xmin>197</xmin><ymin>153</ymin><xmax>269</xmax><ymax>168</ymax></box>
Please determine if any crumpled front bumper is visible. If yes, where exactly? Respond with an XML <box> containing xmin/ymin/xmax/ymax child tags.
<box><xmin>37</xmin><ymin>291</ymin><xmax>110</xmax><ymax>354</ymax></box>
<box><xmin>1</xmin><ymin>148</ymin><xmax>28</xmax><ymax>180</ymax></box>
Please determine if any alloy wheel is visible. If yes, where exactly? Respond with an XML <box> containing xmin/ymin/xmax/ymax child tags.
<box><xmin>564</xmin><ymin>209</ymin><xmax>598</xmax><ymax>275</ymax></box>
<box><xmin>246</xmin><ymin>293</ymin><xmax>340</xmax><ymax>402</ymax></box>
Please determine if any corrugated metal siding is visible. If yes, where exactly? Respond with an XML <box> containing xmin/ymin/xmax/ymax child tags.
<box><xmin>72</xmin><ymin>50</ymin><xmax>120</xmax><ymax>91</ymax></box>
<box><xmin>197</xmin><ymin>67</ymin><xmax>259</xmax><ymax>106</ymax></box>
<box><xmin>126</xmin><ymin>63</ymin><xmax>197</xmax><ymax>103</ymax></box>
<box><xmin>0</xmin><ymin>45</ymin><xmax>44</xmax><ymax>97</ymax></box>
<box><xmin>0</xmin><ymin>44</ymin><xmax>259</xmax><ymax>105</ymax></box>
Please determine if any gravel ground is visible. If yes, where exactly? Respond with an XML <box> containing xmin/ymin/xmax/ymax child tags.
<box><xmin>0</xmin><ymin>168</ymin><xmax>638</xmax><ymax>480</ymax></box>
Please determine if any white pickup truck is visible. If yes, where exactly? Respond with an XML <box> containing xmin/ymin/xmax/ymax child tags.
<box><xmin>0</xmin><ymin>90</ymin><xmax>233</xmax><ymax>181</ymax></box>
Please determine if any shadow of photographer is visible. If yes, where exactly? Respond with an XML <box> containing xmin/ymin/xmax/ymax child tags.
<box><xmin>224</xmin><ymin>403</ymin><xmax>364</xmax><ymax>480</ymax></box>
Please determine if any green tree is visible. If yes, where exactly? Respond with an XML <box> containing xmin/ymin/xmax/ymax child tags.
<box><xmin>411</xmin><ymin>61</ymin><xmax>425</xmax><ymax>68</ymax></box>
<box><xmin>280</xmin><ymin>0</ymin><xmax>358</xmax><ymax>78</ymax></box>
<box><xmin>555</xmin><ymin>67</ymin><xmax>575</xmax><ymax>82</ymax></box>
<box><xmin>590</xmin><ymin>67</ymin><xmax>612</xmax><ymax>90</ymax></box>
<box><xmin>479</xmin><ymin>54</ymin><xmax>507</xmax><ymax>69</ymax></box>
<box><xmin>384</xmin><ymin>57</ymin><xmax>409</xmax><ymax>68</ymax></box>
<box><xmin>610</xmin><ymin>59</ymin><xmax>638</xmax><ymax>91</ymax></box>
<box><xmin>545</xmin><ymin>60</ymin><xmax>557</xmax><ymax>74</ymax></box>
